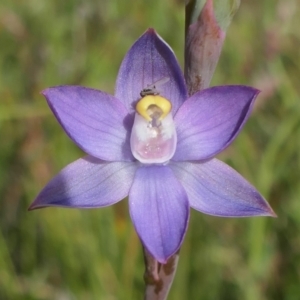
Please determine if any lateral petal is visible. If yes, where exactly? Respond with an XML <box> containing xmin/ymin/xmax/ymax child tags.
<box><xmin>173</xmin><ymin>86</ymin><xmax>259</xmax><ymax>161</ymax></box>
<box><xmin>43</xmin><ymin>86</ymin><xmax>134</xmax><ymax>161</ymax></box>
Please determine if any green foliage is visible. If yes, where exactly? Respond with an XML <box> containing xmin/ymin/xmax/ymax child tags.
<box><xmin>0</xmin><ymin>0</ymin><xmax>299</xmax><ymax>299</ymax></box>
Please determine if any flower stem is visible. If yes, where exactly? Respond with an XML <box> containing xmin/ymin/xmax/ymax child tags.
<box><xmin>143</xmin><ymin>247</ymin><xmax>179</xmax><ymax>300</ymax></box>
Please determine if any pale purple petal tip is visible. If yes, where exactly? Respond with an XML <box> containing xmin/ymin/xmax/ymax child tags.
<box><xmin>29</xmin><ymin>156</ymin><xmax>137</xmax><ymax>210</ymax></box>
<box><xmin>115</xmin><ymin>28</ymin><xmax>187</xmax><ymax>115</ymax></box>
<box><xmin>173</xmin><ymin>85</ymin><xmax>259</xmax><ymax>161</ymax></box>
<box><xmin>42</xmin><ymin>86</ymin><xmax>134</xmax><ymax>162</ymax></box>
<box><xmin>170</xmin><ymin>159</ymin><xmax>275</xmax><ymax>218</ymax></box>
<box><xmin>129</xmin><ymin>165</ymin><xmax>190</xmax><ymax>263</ymax></box>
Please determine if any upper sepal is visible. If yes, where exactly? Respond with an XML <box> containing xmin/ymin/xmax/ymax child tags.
<box><xmin>115</xmin><ymin>28</ymin><xmax>188</xmax><ymax>115</ymax></box>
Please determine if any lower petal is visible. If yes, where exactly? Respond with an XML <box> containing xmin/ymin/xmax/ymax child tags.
<box><xmin>170</xmin><ymin>159</ymin><xmax>275</xmax><ymax>217</ymax></box>
<box><xmin>129</xmin><ymin>165</ymin><xmax>189</xmax><ymax>263</ymax></box>
<box><xmin>29</xmin><ymin>156</ymin><xmax>137</xmax><ymax>209</ymax></box>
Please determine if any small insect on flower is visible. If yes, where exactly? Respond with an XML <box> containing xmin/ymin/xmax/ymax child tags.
<box><xmin>140</xmin><ymin>77</ymin><xmax>170</xmax><ymax>97</ymax></box>
<box><xmin>131</xmin><ymin>77</ymin><xmax>177</xmax><ymax>164</ymax></box>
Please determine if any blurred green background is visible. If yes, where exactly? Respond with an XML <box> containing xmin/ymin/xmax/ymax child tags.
<box><xmin>0</xmin><ymin>0</ymin><xmax>299</xmax><ymax>299</ymax></box>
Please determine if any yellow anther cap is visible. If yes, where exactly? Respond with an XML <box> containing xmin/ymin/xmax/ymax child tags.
<box><xmin>136</xmin><ymin>95</ymin><xmax>172</xmax><ymax>121</ymax></box>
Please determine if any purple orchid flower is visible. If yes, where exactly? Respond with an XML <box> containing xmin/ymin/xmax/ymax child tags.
<box><xmin>30</xmin><ymin>29</ymin><xmax>275</xmax><ymax>263</ymax></box>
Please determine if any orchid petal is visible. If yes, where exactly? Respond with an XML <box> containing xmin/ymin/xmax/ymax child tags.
<box><xmin>43</xmin><ymin>86</ymin><xmax>134</xmax><ymax>161</ymax></box>
<box><xmin>129</xmin><ymin>165</ymin><xmax>189</xmax><ymax>263</ymax></box>
<box><xmin>29</xmin><ymin>156</ymin><xmax>137</xmax><ymax>209</ymax></box>
<box><xmin>170</xmin><ymin>159</ymin><xmax>275</xmax><ymax>217</ymax></box>
<box><xmin>115</xmin><ymin>28</ymin><xmax>187</xmax><ymax>115</ymax></box>
<box><xmin>173</xmin><ymin>85</ymin><xmax>259</xmax><ymax>161</ymax></box>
